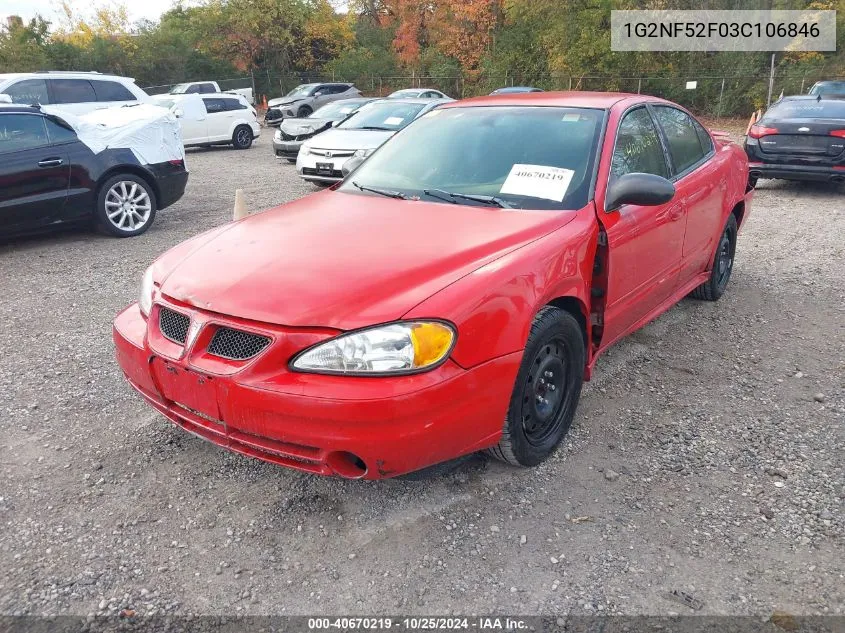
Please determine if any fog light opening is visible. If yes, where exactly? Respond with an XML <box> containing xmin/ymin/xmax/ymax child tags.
<box><xmin>326</xmin><ymin>451</ymin><xmax>368</xmax><ymax>479</ymax></box>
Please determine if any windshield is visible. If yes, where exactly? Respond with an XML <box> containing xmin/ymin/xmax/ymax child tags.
<box><xmin>765</xmin><ymin>99</ymin><xmax>845</xmax><ymax>120</ymax></box>
<box><xmin>286</xmin><ymin>84</ymin><xmax>317</xmax><ymax>98</ymax></box>
<box><xmin>338</xmin><ymin>106</ymin><xmax>603</xmax><ymax>210</ymax></box>
<box><xmin>809</xmin><ymin>81</ymin><xmax>845</xmax><ymax>95</ymax></box>
<box><xmin>338</xmin><ymin>101</ymin><xmax>427</xmax><ymax>130</ymax></box>
<box><xmin>312</xmin><ymin>100</ymin><xmax>364</xmax><ymax>119</ymax></box>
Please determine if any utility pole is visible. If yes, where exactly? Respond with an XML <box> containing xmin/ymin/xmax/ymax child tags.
<box><xmin>766</xmin><ymin>53</ymin><xmax>776</xmax><ymax>106</ymax></box>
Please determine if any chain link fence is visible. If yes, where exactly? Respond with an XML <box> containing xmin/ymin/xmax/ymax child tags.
<box><xmin>142</xmin><ymin>71</ymin><xmax>844</xmax><ymax>118</ymax></box>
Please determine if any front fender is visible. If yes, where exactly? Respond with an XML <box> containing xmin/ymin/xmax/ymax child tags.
<box><xmin>403</xmin><ymin>204</ymin><xmax>598</xmax><ymax>370</ymax></box>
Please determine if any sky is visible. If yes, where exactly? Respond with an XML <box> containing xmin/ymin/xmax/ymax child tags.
<box><xmin>1</xmin><ymin>0</ymin><xmax>179</xmax><ymax>26</ymax></box>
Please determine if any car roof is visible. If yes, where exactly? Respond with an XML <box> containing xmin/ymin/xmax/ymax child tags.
<box><xmin>443</xmin><ymin>91</ymin><xmax>642</xmax><ymax>109</ymax></box>
<box><xmin>0</xmin><ymin>71</ymin><xmax>134</xmax><ymax>82</ymax></box>
<box><xmin>0</xmin><ymin>104</ymin><xmax>44</xmax><ymax>114</ymax></box>
<box><xmin>779</xmin><ymin>94</ymin><xmax>845</xmax><ymax>102</ymax></box>
<box><xmin>377</xmin><ymin>97</ymin><xmax>450</xmax><ymax>105</ymax></box>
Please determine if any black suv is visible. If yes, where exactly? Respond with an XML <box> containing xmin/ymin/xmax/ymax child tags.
<box><xmin>0</xmin><ymin>105</ymin><xmax>188</xmax><ymax>238</ymax></box>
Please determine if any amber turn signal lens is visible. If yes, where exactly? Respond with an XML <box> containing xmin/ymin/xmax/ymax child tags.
<box><xmin>410</xmin><ymin>322</ymin><xmax>454</xmax><ymax>368</ymax></box>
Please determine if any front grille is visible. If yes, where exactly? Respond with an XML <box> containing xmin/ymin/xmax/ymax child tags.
<box><xmin>265</xmin><ymin>108</ymin><xmax>282</xmax><ymax>120</ymax></box>
<box><xmin>159</xmin><ymin>307</ymin><xmax>191</xmax><ymax>344</ymax></box>
<box><xmin>207</xmin><ymin>327</ymin><xmax>271</xmax><ymax>360</ymax></box>
<box><xmin>302</xmin><ymin>167</ymin><xmax>343</xmax><ymax>178</ymax></box>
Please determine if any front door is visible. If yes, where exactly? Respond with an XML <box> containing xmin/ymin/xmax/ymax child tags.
<box><xmin>598</xmin><ymin>106</ymin><xmax>687</xmax><ymax>348</ymax></box>
<box><xmin>0</xmin><ymin>113</ymin><xmax>70</xmax><ymax>233</ymax></box>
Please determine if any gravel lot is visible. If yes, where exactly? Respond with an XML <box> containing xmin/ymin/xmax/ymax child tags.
<box><xmin>0</xmin><ymin>132</ymin><xmax>843</xmax><ymax>619</ymax></box>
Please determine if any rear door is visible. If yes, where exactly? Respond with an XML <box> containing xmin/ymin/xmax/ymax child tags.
<box><xmin>180</xmin><ymin>98</ymin><xmax>210</xmax><ymax>144</ymax></box>
<box><xmin>202</xmin><ymin>98</ymin><xmax>231</xmax><ymax>142</ymax></box>
<box><xmin>0</xmin><ymin>112</ymin><xmax>70</xmax><ymax>233</ymax></box>
<box><xmin>48</xmin><ymin>79</ymin><xmax>101</xmax><ymax>114</ymax></box>
<box><xmin>651</xmin><ymin>105</ymin><xmax>722</xmax><ymax>277</ymax></box>
<box><xmin>599</xmin><ymin>105</ymin><xmax>686</xmax><ymax>348</ymax></box>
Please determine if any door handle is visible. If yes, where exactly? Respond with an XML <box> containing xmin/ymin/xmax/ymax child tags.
<box><xmin>38</xmin><ymin>158</ymin><xmax>64</xmax><ymax>167</ymax></box>
<box><xmin>669</xmin><ymin>204</ymin><xmax>684</xmax><ymax>221</ymax></box>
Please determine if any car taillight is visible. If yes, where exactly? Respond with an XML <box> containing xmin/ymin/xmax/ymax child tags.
<box><xmin>748</xmin><ymin>125</ymin><xmax>779</xmax><ymax>138</ymax></box>
<box><xmin>829</xmin><ymin>129</ymin><xmax>845</xmax><ymax>138</ymax></box>
<box><xmin>168</xmin><ymin>159</ymin><xmax>184</xmax><ymax>167</ymax></box>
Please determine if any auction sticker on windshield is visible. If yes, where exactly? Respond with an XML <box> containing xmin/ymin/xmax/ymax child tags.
<box><xmin>384</xmin><ymin>116</ymin><xmax>404</xmax><ymax>125</ymax></box>
<box><xmin>500</xmin><ymin>164</ymin><xmax>575</xmax><ymax>202</ymax></box>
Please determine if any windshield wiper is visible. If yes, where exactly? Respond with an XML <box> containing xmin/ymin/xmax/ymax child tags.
<box><xmin>423</xmin><ymin>188</ymin><xmax>512</xmax><ymax>209</ymax></box>
<box><xmin>358</xmin><ymin>126</ymin><xmax>391</xmax><ymax>131</ymax></box>
<box><xmin>352</xmin><ymin>181</ymin><xmax>409</xmax><ymax>200</ymax></box>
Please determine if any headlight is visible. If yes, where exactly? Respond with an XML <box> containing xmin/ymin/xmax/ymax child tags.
<box><xmin>291</xmin><ymin>321</ymin><xmax>455</xmax><ymax>375</ymax></box>
<box><xmin>138</xmin><ymin>267</ymin><xmax>154</xmax><ymax>317</ymax></box>
<box><xmin>353</xmin><ymin>148</ymin><xmax>375</xmax><ymax>159</ymax></box>
<box><xmin>284</xmin><ymin>109</ymin><xmax>295</xmax><ymax>117</ymax></box>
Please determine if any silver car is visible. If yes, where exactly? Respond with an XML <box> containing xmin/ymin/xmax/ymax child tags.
<box><xmin>265</xmin><ymin>83</ymin><xmax>361</xmax><ymax>126</ymax></box>
<box><xmin>296</xmin><ymin>98</ymin><xmax>450</xmax><ymax>184</ymax></box>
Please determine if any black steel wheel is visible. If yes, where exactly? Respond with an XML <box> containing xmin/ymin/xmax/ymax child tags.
<box><xmin>488</xmin><ymin>306</ymin><xmax>585</xmax><ymax>467</ymax></box>
<box><xmin>690</xmin><ymin>214</ymin><xmax>738</xmax><ymax>301</ymax></box>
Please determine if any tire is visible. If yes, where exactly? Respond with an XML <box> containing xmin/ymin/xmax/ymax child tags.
<box><xmin>748</xmin><ymin>175</ymin><xmax>758</xmax><ymax>190</ymax></box>
<box><xmin>297</xmin><ymin>105</ymin><xmax>312</xmax><ymax>118</ymax></box>
<box><xmin>96</xmin><ymin>174</ymin><xmax>157</xmax><ymax>237</ymax></box>
<box><xmin>690</xmin><ymin>214</ymin><xmax>738</xmax><ymax>301</ymax></box>
<box><xmin>487</xmin><ymin>306</ymin><xmax>585</xmax><ymax>467</ymax></box>
<box><xmin>232</xmin><ymin>125</ymin><xmax>253</xmax><ymax>149</ymax></box>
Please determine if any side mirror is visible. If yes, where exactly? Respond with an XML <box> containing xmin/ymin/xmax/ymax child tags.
<box><xmin>605</xmin><ymin>173</ymin><xmax>675</xmax><ymax>211</ymax></box>
<box><xmin>314</xmin><ymin>91</ymin><xmax>323</xmax><ymax>97</ymax></box>
<box><xmin>173</xmin><ymin>108</ymin><xmax>184</xmax><ymax>118</ymax></box>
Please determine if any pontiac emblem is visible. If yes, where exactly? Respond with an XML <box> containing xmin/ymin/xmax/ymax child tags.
<box><xmin>186</xmin><ymin>320</ymin><xmax>202</xmax><ymax>348</ymax></box>
<box><xmin>325</xmin><ymin>151</ymin><xmax>333</xmax><ymax>158</ymax></box>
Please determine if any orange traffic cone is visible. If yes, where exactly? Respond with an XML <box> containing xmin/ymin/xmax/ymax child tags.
<box><xmin>262</xmin><ymin>95</ymin><xmax>267</xmax><ymax>109</ymax></box>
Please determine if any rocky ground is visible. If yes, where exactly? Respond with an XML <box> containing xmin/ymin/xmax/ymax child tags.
<box><xmin>0</xmin><ymin>132</ymin><xmax>842</xmax><ymax>620</ymax></box>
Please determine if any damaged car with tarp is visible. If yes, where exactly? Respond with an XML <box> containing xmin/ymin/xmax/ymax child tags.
<box><xmin>0</xmin><ymin>101</ymin><xmax>188</xmax><ymax>238</ymax></box>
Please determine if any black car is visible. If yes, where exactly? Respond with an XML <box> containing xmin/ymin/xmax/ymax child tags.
<box><xmin>0</xmin><ymin>105</ymin><xmax>188</xmax><ymax>238</ymax></box>
<box><xmin>745</xmin><ymin>96</ymin><xmax>845</xmax><ymax>184</ymax></box>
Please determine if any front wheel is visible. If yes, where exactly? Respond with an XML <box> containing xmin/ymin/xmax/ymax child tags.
<box><xmin>690</xmin><ymin>214</ymin><xmax>738</xmax><ymax>301</ymax></box>
<box><xmin>297</xmin><ymin>106</ymin><xmax>312</xmax><ymax>118</ymax></box>
<box><xmin>232</xmin><ymin>125</ymin><xmax>253</xmax><ymax>149</ymax></box>
<box><xmin>488</xmin><ymin>306</ymin><xmax>585</xmax><ymax>467</ymax></box>
<box><xmin>96</xmin><ymin>174</ymin><xmax>157</xmax><ymax>237</ymax></box>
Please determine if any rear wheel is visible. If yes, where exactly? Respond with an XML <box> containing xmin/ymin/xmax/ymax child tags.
<box><xmin>690</xmin><ymin>214</ymin><xmax>738</xmax><ymax>301</ymax></box>
<box><xmin>96</xmin><ymin>174</ymin><xmax>157</xmax><ymax>237</ymax></box>
<box><xmin>487</xmin><ymin>307</ymin><xmax>585</xmax><ymax>467</ymax></box>
<box><xmin>232</xmin><ymin>125</ymin><xmax>253</xmax><ymax>149</ymax></box>
<box><xmin>297</xmin><ymin>105</ymin><xmax>312</xmax><ymax>118</ymax></box>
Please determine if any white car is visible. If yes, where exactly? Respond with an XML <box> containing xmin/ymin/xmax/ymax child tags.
<box><xmin>153</xmin><ymin>93</ymin><xmax>261</xmax><ymax>149</ymax></box>
<box><xmin>387</xmin><ymin>88</ymin><xmax>451</xmax><ymax>99</ymax></box>
<box><xmin>296</xmin><ymin>98</ymin><xmax>449</xmax><ymax>184</ymax></box>
<box><xmin>169</xmin><ymin>80</ymin><xmax>254</xmax><ymax>105</ymax></box>
<box><xmin>0</xmin><ymin>71</ymin><xmax>150</xmax><ymax>115</ymax></box>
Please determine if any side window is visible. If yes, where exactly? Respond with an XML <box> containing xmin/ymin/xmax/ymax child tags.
<box><xmin>91</xmin><ymin>80</ymin><xmax>136</xmax><ymax>102</ymax></box>
<box><xmin>203</xmin><ymin>98</ymin><xmax>225</xmax><ymax>114</ymax></box>
<box><xmin>313</xmin><ymin>85</ymin><xmax>328</xmax><ymax>96</ymax></box>
<box><xmin>50</xmin><ymin>79</ymin><xmax>97</xmax><ymax>104</ymax></box>
<box><xmin>652</xmin><ymin>106</ymin><xmax>707</xmax><ymax>174</ymax></box>
<box><xmin>611</xmin><ymin>107</ymin><xmax>669</xmax><ymax>180</ymax></box>
<box><xmin>693</xmin><ymin>118</ymin><xmax>713</xmax><ymax>154</ymax></box>
<box><xmin>185</xmin><ymin>84</ymin><xmax>201</xmax><ymax>94</ymax></box>
<box><xmin>0</xmin><ymin>114</ymin><xmax>50</xmax><ymax>153</ymax></box>
<box><xmin>200</xmin><ymin>83</ymin><xmax>217</xmax><ymax>94</ymax></box>
<box><xmin>44</xmin><ymin>117</ymin><xmax>78</xmax><ymax>144</ymax></box>
<box><xmin>3</xmin><ymin>79</ymin><xmax>50</xmax><ymax>105</ymax></box>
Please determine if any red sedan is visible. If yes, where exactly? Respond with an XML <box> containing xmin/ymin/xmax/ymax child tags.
<box><xmin>113</xmin><ymin>92</ymin><xmax>753</xmax><ymax>479</ymax></box>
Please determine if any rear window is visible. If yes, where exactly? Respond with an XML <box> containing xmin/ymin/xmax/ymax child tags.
<box><xmin>764</xmin><ymin>99</ymin><xmax>845</xmax><ymax>121</ymax></box>
<box><xmin>51</xmin><ymin>79</ymin><xmax>97</xmax><ymax>104</ymax></box>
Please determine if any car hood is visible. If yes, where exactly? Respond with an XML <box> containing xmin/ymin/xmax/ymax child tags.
<box><xmin>305</xmin><ymin>128</ymin><xmax>394</xmax><ymax>152</ymax></box>
<box><xmin>280</xmin><ymin>117</ymin><xmax>332</xmax><ymax>135</ymax></box>
<box><xmin>156</xmin><ymin>191</ymin><xmax>575</xmax><ymax>330</ymax></box>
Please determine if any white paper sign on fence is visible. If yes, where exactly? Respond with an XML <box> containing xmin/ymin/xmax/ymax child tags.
<box><xmin>500</xmin><ymin>164</ymin><xmax>575</xmax><ymax>202</ymax></box>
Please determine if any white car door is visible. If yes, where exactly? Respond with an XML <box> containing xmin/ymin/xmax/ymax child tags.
<box><xmin>178</xmin><ymin>97</ymin><xmax>210</xmax><ymax>145</ymax></box>
<box><xmin>48</xmin><ymin>79</ymin><xmax>102</xmax><ymax>115</ymax></box>
<box><xmin>202</xmin><ymin>98</ymin><xmax>236</xmax><ymax>142</ymax></box>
